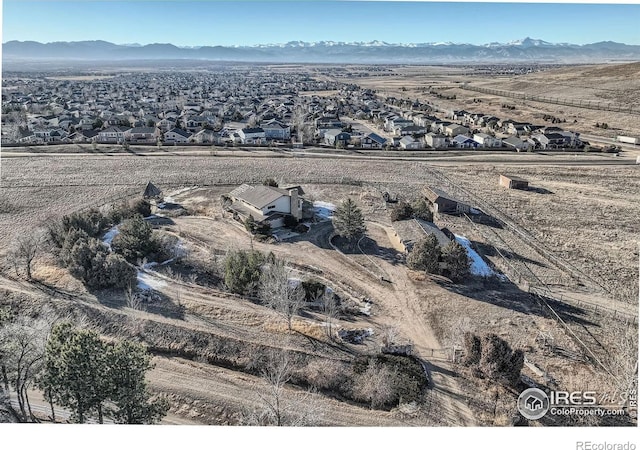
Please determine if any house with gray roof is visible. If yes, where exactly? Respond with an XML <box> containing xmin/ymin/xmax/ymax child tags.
<box><xmin>238</xmin><ymin>127</ymin><xmax>265</xmax><ymax>144</ymax></box>
<box><xmin>360</xmin><ymin>132</ymin><xmax>387</xmax><ymax>149</ymax></box>
<box><xmin>228</xmin><ymin>184</ymin><xmax>305</xmax><ymax>228</ymax></box>
<box><xmin>163</xmin><ymin>128</ymin><xmax>192</xmax><ymax>144</ymax></box>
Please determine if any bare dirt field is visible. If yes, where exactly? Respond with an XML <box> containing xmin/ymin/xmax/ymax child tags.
<box><xmin>0</xmin><ymin>152</ymin><xmax>637</xmax><ymax>426</ymax></box>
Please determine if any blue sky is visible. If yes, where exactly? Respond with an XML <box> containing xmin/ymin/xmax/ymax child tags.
<box><xmin>3</xmin><ymin>1</ymin><xmax>640</xmax><ymax>46</ymax></box>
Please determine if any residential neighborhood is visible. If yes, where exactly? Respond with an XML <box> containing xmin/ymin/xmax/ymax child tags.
<box><xmin>1</xmin><ymin>68</ymin><xmax>586</xmax><ymax>152</ymax></box>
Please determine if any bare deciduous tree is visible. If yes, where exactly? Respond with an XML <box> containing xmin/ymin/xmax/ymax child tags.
<box><xmin>124</xmin><ymin>283</ymin><xmax>141</xmax><ymax>311</ymax></box>
<box><xmin>7</xmin><ymin>230</ymin><xmax>45</xmax><ymax>280</ymax></box>
<box><xmin>322</xmin><ymin>292</ymin><xmax>339</xmax><ymax>340</ymax></box>
<box><xmin>259</xmin><ymin>259</ymin><xmax>304</xmax><ymax>332</ymax></box>
<box><xmin>0</xmin><ymin>308</ymin><xmax>55</xmax><ymax>422</ymax></box>
<box><xmin>246</xmin><ymin>350</ymin><xmax>322</xmax><ymax>426</ymax></box>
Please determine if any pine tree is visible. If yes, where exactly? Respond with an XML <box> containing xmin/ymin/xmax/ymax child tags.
<box><xmin>39</xmin><ymin>323</ymin><xmax>110</xmax><ymax>423</ymax></box>
<box><xmin>442</xmin><ymin>241</ymin><xmax>470</xmax><ymax>282</ymax></box>
<box><xmin>224</xmin><ymin>249</ymin><xmax>265</xmax><ymax>295</ymax></box>
<box><xmin>107</xmin><ymin>340</ymin><xmax>169</xmax><ymax>424</ymax></box>
<box><xmin>406</xmin><ymin>234</ymin><xmax>441</xmax><ymax>274</ymax></box>
<box><xmin>332</xmin><ymin>198</ymin><xmax>366</xmax><ymax>245</ymax></box>
<box><xmin>39</xmin><ymin>323</ymin><xmax>169</xmax><ymax>424</ymax></box>
<box><xmin>111</xmin><ymin>214</ymin><xmax>157</xmax><ymax>263</ymax></box>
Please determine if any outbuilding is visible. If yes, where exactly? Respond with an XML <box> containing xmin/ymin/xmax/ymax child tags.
<box><xmin>499</xmin><ymin>174</ymin><xmax>529</xmax><ymax>190</ymax></box>
<box><xmin>424</xmin><ymin>187</ymin><xmax>471</xmax><ymax>215</ymax></box>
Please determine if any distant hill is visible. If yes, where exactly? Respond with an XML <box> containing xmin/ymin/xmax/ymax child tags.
<box><xmin>4</xmin><ymin>37</ymin><xmax>640</xmax><ymax>64</ymax></box>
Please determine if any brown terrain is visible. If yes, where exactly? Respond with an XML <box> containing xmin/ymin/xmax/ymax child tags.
<box><xmin>1</xmin><ymin>62</ymin><xmax>638</xmax><ymax>426</ymax></box>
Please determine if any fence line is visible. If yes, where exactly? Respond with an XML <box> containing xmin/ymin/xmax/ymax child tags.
<box><xmin>460</xmin><ymin>84</ymin><xmax>640</xmax><ymax>116</ymax></box>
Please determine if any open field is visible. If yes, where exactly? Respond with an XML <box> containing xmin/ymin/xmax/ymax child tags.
<box><xmin>0</xmin><ymin>150</ymin><xmax>637</xmax><ymax>425</ymax></box>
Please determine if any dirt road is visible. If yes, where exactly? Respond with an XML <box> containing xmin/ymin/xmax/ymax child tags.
<box><xmin>171</xmin><ymin>215</ymin><xmax>476</xmax><ymax>425</ymax></box>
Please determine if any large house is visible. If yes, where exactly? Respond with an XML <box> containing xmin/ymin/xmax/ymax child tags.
<box><xmin>163</xmin><ymin>128</ymin><xmax>192</xmax><ymax>144</ymax></box>
<box><xmin>125</xmin><ymin>127</ymin><xmax>159</xmax><ymax>143</ymax></box>
<box><xmin>324</xmin><ymin>129</ymin><xmax>351</xmax><ymax>147</ymax></box>
<box><xmin>399</xmin><ymin>136</ymin><xmax>423</xmax><ymax>150</ymax></box>
<box><xmin>424</xmin><ymin>133</ymin><xmax>447</xmax><ymax>149</ymax></box>
<box><xmin>473</xmin><ymin>133</ymin><xmax>502</xmax><ymax>148</ymax></box>
<box><xmin>360</xmin><ymin>132</ymin><xmax>387</xmax><ymax>149</ymax></box>
<box><xmin>238</xmin><ymin>127</ymin><xmax>265</xmax><ymax>144</ymax></box>
<box><xmin>97</xmin><ymin>126</ymin><xmax>127</xmax><ymax>143</ymax></box>
<box><xmin>262</xmin><ymin>119</ymin><xmax>291</xmax><ymax>141</ymax></box>
<box><xmin>532</xmin><ymin>132</ymin><xmax>580</xmax><ymax>149</ymax></box>
<box><xmin>228</xmin><ymin>184</ymin><xmax>310</xmax><ymax>228</ymax></box>
<box><xmin>503</xmin><ymin>136</ymin><xmax>531</xmax><ymax>152</ymax></box>
<box><xmin>452</xmin><ymin>135</ymin><xmax>480</xmax><ymax>149</ymax></box>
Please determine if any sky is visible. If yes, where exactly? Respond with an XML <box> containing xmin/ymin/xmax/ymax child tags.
<box><xmin>2</xmin><ymin>1</ymin><xmax>640</xmax><ymax>46</ymax></box>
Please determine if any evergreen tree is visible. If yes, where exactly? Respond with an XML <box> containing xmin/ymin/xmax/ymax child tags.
<box><xmin>39</xmin><ymin>323</ymin><xmax>110</xmax><ymax>423</ymax></box>
<box><xmin>442</xmin><ymin>241</ymin><xmax>471</xmax><ymax>282</ymax></box>
<box><xmin>107</xmin><ymin>340</ymin><xmax>169</xmax><ymax>424</ymax></box>
<box><xmin>332</xmin><ymin>198</ymin><xmax>366</xmax><ymax>245</ymax></box>
<box><xmin>224</xmin><ymin>249</ymin><xmax>265</xmax><ymax>295</ymax></box>
<box><xmin>112</xmin><ymin>214</ymin><xmax>158</xmax><ymax>263</ymax></box>
<box><xmin>411</xmin><ymin>198</ymin><xmax>434</xmax><ymax>222</ymax></box>
<box><xmin>39</xmin><ymin>323</ymin><xmax>169</xmax><ymax>424</ymax></box>
<box><xmin>406</xmin><ymin>234</ymin><xmax>441</xmax><ymax>274</ymax></box>
<box><xmin>389</xmin><ymin>201</ymin><xmax>413</xmax><ymax>222</ymax></box>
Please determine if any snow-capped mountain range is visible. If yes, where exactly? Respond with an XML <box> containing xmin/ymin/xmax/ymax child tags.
<box><xmin>3</xmin><ymin>37</ymin><xmax>640</xmax><ymax>63</ymax></box>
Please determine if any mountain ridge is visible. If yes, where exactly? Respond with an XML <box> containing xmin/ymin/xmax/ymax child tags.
<box><xmin>4</xmin><ymin>37</ymin><xmax>640</xmax><ymax>63</ymax></box>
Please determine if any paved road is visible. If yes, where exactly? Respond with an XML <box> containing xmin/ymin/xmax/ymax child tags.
<box><xmin>2</xmin><ymin>147</ymin><xmax>636</xmax><ymax>167</ymax></box>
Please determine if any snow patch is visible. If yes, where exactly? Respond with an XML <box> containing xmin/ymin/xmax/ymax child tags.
<box><xmin>137</xmin><ymin>271</ymin><xmax>167</xmax><ymax>291</ymax></box>
<box><xmin>313</xmin><ymin>201</ymin><xmax>336</xmax><ymax>220</ymax></box>
<box><xmin>101</xmin><ymin>226</ymin><xmax>119</xmax><ymax>250</ymax></box>
<box><xmin>359</xmin><ymin>298</ymin><xmax>373</xmax><ymax>316</ymax></box>
<box><xmin>454</xmin><ymin>234</ymin><xmax>495</xmax><ymax>277</ymax></box>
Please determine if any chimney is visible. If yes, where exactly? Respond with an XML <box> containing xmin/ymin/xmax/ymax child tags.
<box><xmin>288</xmin><ymin>188</ymin><xmax>301</xmax><ymax>220</ymax></box>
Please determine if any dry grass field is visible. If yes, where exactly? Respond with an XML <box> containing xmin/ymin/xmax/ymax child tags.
<box><xmin>0</xmin><ymin>150</ymin><xmax>637</xmax><ymax>426</ymax></box>
<box><xmin>354</xmin><ymin>63</ymin><xmax>640</xmax><ymax>138</ymax></box>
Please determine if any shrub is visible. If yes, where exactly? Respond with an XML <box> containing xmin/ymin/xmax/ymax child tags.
<box><xmin>303</xmin><ymin>358</ymin><xmax>348</xmax><ymax>392</ymax></box>
<box><xmin>224</xmin><ymin>249</ymin><xmax>265</xmax><ymax>295</ymax></box>
<box><xmin>111</xmin><ymin>215</ymin><xmax>158</xmax><ymax>263</ymax></box>
<box><xmin>283</xmin><ymin>215</ymin><xmax>298</xmax><ymax>229</ymax></box>
<box><xmin>49</xmin><ymin>208</ymin><xmax>114</xmax><ymax>250</ymax></box>
<box><xmin>263</xmin><ymin>178</ymin><xmax>279</xmax><ymax>187</ymax></box>
<box><xmin>109</xmin><ymin>198</ymin><xmax>152</xmax><ymax>223</ymax></box>
<box><xmin>477</xmin><ymin>334</ymin><xmax>524</xmax><ymax>386</ymax></box>
<box><xmin>153</xmin><ymin>232</ymin><xmax>181</xmax><ymax>263</ymax></box>
<box><xmin>301</xmin><ymin>279</ymin><xmax>326</xmax><ymax>301</ymax></box>
<box><xmin>351</xmin><ymin>354</ymin><xmax>427</xmax><ymax>409</ymax></box>
<box><xmin>389</xmin><ymin>201</ymin><xmax>413</xmax><ymax>222</ymax></box>
<box><xmin>244</xmin><ymin>216</ymin><xmax>272</xmax><ymax>236</ymax></box>
<box><xmin>63</xmin><ymin>235</ymin><xmax>136</xmax><ymax>289</ymax></box>
<box><xmin>462</xmin><ymin>332</ymin><xmax>481</xmax><ymax>366</ymax></box>
<box><xmin>411</xmin><ymin>198</ymin><xmax>433</xmax><ymax>222</ymax></box>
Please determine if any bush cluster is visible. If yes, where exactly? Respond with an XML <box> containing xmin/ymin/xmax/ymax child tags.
<box><xmin>48</xmin><ymin>199</ymin><xmax>158</xmax><ymax>289</ymax></box>
<box><xmin>462</xmin><ymin>332</ymin><xmax>524</xmax><ymax>386</ymax></box>
<box><xmin>59</xmin><ymin>229</ymin><xmax>135</xmax><ymax>289</ymax></box>
<box><xmin>390</xmin><ymin>198</ymin><xmax>434</xmax><ymax>223</ymax></box>
<box><xmin>407</xmin><ymin>235</ymin><xmax>470</xmax><ymax>282</ymax></box>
